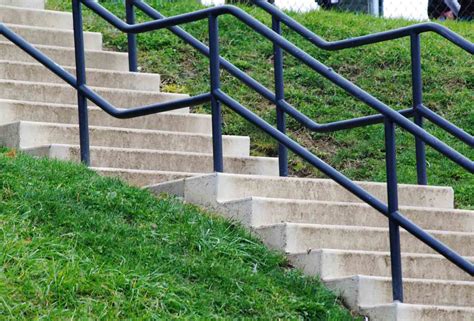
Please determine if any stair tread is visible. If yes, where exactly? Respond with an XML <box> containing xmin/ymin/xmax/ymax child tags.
<box><xmin>256</xmin><ymin>222</ymin><xmax>474</xmax><ymax>236</ymax></box>
<box><xmin>288</xmin><ymin>248</ymin><xmax>474</xmax><ymax>259</ymax></box>
<box><xmin>324</xmin><ymin>275</ymin><xmax>474</xmax><ymax>285</ymax></box>
<box><xmin>0</xmin><ymin>59</ymin><xmax>161</xmax><ymax>78</ymax></box>
<box><xmin>23</xmin><ymin>143</ymin><xmax>274</xmax><ymax>158</ymax></box>
<box><xmin>7</xmin><ymin>120</ymin><xmax>246</xmax><ymax>138</ymax></box>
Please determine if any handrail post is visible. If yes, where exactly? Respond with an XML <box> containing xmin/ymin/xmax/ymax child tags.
<box><xmin>411</xmin><ymin>33</ymin><xmax>427</xmax><ymax>185</ymax></box>
<box><xmin>384</xmin><ymin>118</ymin><xmax>404</xmax><ymax>302</ymax></box>
<box><xmin>126</xmin><ymin>0</ymin><xmax>138</xmax><ymax>72</ymax></box>
<box><xmin>72</xmin><ymin>0</ymin><xmax>90</xmax><ymax>166</ymax></box>
<box><xmin>272</xmin><ymin>4</ymin><xmax>289</xmax><ymax>177</ymax></box>
<box><xmin>209</xmin><ymin>14</ymin><xmax>224</xmax><ymax>173</ymax></box>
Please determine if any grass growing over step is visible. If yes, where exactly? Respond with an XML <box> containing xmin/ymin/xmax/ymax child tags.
<box><xmin>0</xmin><ymin>148</ymin><xmax>358</xmax><ymax>320</ymax></box>
<box><xmin>46</xmin><ymin>1</ymin><xmax>473</xmax><ymax>208</ymax></box>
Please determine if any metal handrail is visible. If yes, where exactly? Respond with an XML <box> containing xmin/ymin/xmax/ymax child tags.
<box><xmin>255</xmin><ymin>0</ymin><xmax>474</xmax><ymax>53</ymax></box>
<box><xmin>130</xmin><ymin>0</ymin><xmax>473</xmax><ymax>181</ymax></box>
<box><xmin>254</xmin><ymin>0</ymin><xmax>474</xmax><ymax>180</ymax></box>
<box><xmin>79</xmin><ymin>1</ymin><xmax>474</xmax><ymax>302</ymax></box>
<box><xmin>0</xmin><ymin>0</ymin><xmax>470</xmax><ymax>305</ymax></box>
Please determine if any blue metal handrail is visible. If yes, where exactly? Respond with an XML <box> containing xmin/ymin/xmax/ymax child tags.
<box><xmin>78</xmin><ymin>0</ymin><xmax>474</xmax><ymax>303</ymax></box>
<box><xmin>254</xmin><ymin>0</ymin><xmax>473</xmax><ymax>183</ymax></box>
<box><xmin>0</xmin><ymin>0</ymin><xmax>471</xmax><ymax>305</ymax></box>
<box><xmin>130</xmin><ymin>0</ymin><xmax>473</xmax><ymax>182</ymax></box>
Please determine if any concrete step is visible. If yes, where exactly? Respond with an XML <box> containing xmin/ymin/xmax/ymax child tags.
<box><xmin>0</xmin><ymin>100</ymin><xmax>211</xmax><ymax>133</ymax></box>
<box><xmin>0</xmin><ymin>61</ymin><xmax>161</xmax><ymax>92</ymax></box>
<box><xmin>0</xmin><ymin>1</ymin><xmax>44</xmax><ymax>9</ymax></box>
<box><xmin>23</xmin><ymin>144</ymin><xmax>279</xmax><ymax>176</ymax></box>
<box><xmin>0</xmin><ymin>121</ymin><xmax>250</xmax><ymax>156</ymax></box>
<box><xmin>218</xmin><ymin>197</ymin><xmax>474</xmax><ymax>232</ymax></box>
<box><xmin>288</xmin><ymin>249</ymin><xmax>473</xmax><ymax>281</ymax></box>
<box><xmin>2</xmin><ymin>23</ymin><xmax>102</xmax><ymax>49</ymax></box>
<box><xmin>0</xmin><ymin>42</ymin><xmax>128</xmax><ymax>71</ymax></box>
<box><xmin>0</xmin><ymin>5</ymin><xmax>72</xmax><ymax>29</ymax></box>
<box><xmin>148</xmin><ymin>173</ymin><xmax>454</xmax><ymax>210</ymax></box>
<box><xmin>254</xmin><ymin>223</ymin><xmax>474</xmax><ymax>256</ymax></box>
<box><xmin>93</xmin><ymin>168</ymin><xmax>197</xmax><ymax>187</ymax></box>
<box><xmin>360</xmin><ymin>302</ymin><xmax>474</xmax><ymax>321</ymax></box>
<box><xmin>325</xmin><ymin>275</ymin><xmax>474</xmax><ymax>308</ymax></box>
<box><xmin>0</xmin><ymin>80</ymin><xmax>188</xmax><ymax>109</ymax></box>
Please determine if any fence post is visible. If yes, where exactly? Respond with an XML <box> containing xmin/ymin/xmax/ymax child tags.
<box><xmin>209</xmin><ymin>14</ymin><xmax>224</xmax><ymax>173</ymax></box>
<box><xmin>126</xmin><ymin>0</ymin><xmax>138</xmax><ymax>72</ymax></box>
<box><xmin>72</xmin><ymin>0</ymin><xmax>90</xmax><ymax>166</ymax></box>
<box><xmin>411</xmin><ymin>33</ymin><xmax>427</xmax><ymax>185</ymax></box>
<box><xmin>271</xmin><ymin>3</ymin><xmax>288</xmax><ymax>177</ymax></box>
<box><xmin>384</xmin><ymin>118</ymin><xmax>404</xmax><ymax>302</ymax></box>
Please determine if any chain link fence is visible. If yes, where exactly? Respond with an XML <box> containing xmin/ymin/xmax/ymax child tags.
<box><xmin>201</xmin><ymin>0</ymin><xmax>473</xmax><ymax>21</ymax></box>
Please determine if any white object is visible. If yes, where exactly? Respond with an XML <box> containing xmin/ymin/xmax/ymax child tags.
<box><xmin>201</xmin><ymin>0</ymin><xmax>319</xmax><ymax>12</ymax></box>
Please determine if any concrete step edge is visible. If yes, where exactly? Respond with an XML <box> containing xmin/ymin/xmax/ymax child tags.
<box><xmin>256</xmin><ymin>222</ymin><xmax>474</xmax><ymax>237</ymax></box>
<box><xmin>325</xmin><ymin>275</ymin><xmax>474</xmax><ymax>309</ymax></box>
<box><xmin>0</xmin><ymin>59</ymin><xmax>161</xmax><ymax>81</ymax></box>
<box><xmin>323</xmin><ymin>274</ymin><xmax>474</xmax><ymax>286</ymax></box>
<box><xmin>22</xmin><ymin>143</ymin><xmax>276</xmax><ymax>160</ymax></box>
<box><xmin>359</xmin><ymin>302</ymin><xmax>474</xmax><ymax>321</ymax></box>
<box><xmin>3</xmin><ymin>22</ymin><xmax>100</xmax><ymax>36</ymax></box>
<box><xmin>6</xmin><ymin>120</ymin><xmax>248</xmax><ymax>140</ymax></box>
<box><xmin>287</xmin><ymin>248</ymin><xmax>473</xmax><ymax>281</ymax></box>
<box><xmin>0</xmin><ymin>40</ymin><xmax>123</xmax><ymax>55</ymax></box>
<box><xmin>0</xmin><ymin>98</ymin><xmax>203</xmax><ymax>115</ymax></box>
<box><xmin>0</xmin><ymin>0</ymin><xmax>44</xmax><ymax>9</ymax></box>
<box><xmin>0</xmin><ymin>5</ymin><xmax>66</xmax><ymax>15</ymax></box>
<box><xmin>221</xmin><ymin>196</ymin><xmax>474</xmax><ymax>217</ymax></box>
<box><xmin>0</xmin><ymin>79</ymin><xmax>179</xmax><ymax>96</ymax></box>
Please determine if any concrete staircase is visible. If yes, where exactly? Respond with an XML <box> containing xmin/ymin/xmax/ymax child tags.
<box><xmin>0</xmin><ymin>1</ymin><xmax>277</xmax><ymax>182</ymax></box>
<box><xmin>0</xmin><ymin>2</ymin><xmax>471</xmax><ymax>320</ymax></box>
<box><xmin>150</xmin><ymin>174</ymin><xmax>474</xmax><ymax>320</ymax></box>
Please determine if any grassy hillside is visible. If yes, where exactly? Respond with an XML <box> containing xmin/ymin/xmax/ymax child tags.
<box><xmin>46</xmin><ymin>0</ymin><xmax>472</xmax><ymax>209</ymax></box>
<box><xmin>0</xmin><ymin>148</ymin><xmax>357</xmax><ymax>320</ymax></box>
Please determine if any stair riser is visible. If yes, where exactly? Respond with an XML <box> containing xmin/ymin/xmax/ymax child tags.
<box><xmin>255</xmin><ymin>225</ymin><xmax>473</xmax><ymax>256</ymax></box>
<box><xmin>361</xmin><ymin>304</ymin><xmax>474</xmax><ymax>321</ymax></box>
<box><xmin>1</xmin><ymin>25</ymin><xmax>102</xmax><ymax>49</ymax></box>
<box><xmin>0</xmin><ymin>101</ymin><xmax>211</xmax><ymax>134</ymax></box>
<box><xmin>0</xmin><ymin>61</ymin><xmax>161</xmax><ymax>91</ymax></box>
<box><xmin>0</xmin><ymin>81</ymin><xmax>187</xmax><ymax>109</ymax></box>
<box><xmin>0</xmin><ymin>122</ymin><xmax>250</xmax><ymax>156</ymax></box>
<box><xmin>23</xmin><ymin>145</ymin><xmax>279</xmax><ymax>176</ymax></box>
<box><xmin>0</xmin><ymin>0</ymin><xmax>44</xmax><ymax>9</ymax></box>
<box><xmin>0</xmin><ymin>6</ymin><xmax>72</xmax><ymax>29</ymax></box>
<box><xmin>289</xmin><ymin>251</ymin><xmax>473</xmax><ymax>281</ymax></box>
<box><xmin>227</xmin><ymin>198</ymin><xmax>473</xmax><ymax>232</ymax></box>
<box><xmin>95</xmin><ymin>168</ymin><xmax>195</xmax><ymax>187</ymax></box>
<box><xmin>149</xmin><ymin>174</ymin><xmax>454</xmax><ymax>212</ymax></box>
<box><xmin>326</xmin><ymin>276</ymin><xmax>474</xmax><ymax>308</ymax></box>
<box><xmin>0</xmin><ymin>42</ymin><xmax>128</xmax><ymax>71</ymax></box>
<box><xmin>214</xmin><ymin>175</ymin><xmax>454</xmax><ymax>208</ymax></box>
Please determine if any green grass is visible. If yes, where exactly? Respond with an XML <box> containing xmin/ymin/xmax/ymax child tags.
<box><xmin>0</xmin><ymin>148</ymin><xmax>358</xmax><ymax>320</ymax></box>
<box><xmin>44</xmin><ymin>1</ymin><xmax>473</xmax><ymax>209</ymax></box>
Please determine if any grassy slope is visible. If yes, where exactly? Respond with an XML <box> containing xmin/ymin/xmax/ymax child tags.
<box><xmin>47</xmin><ymin>0</ymin><xmax>473</xmax><ymax>208</ymax></box>
<box><xmin>0</xmin><ymin>148</ymin><xmax>357</xmax><ymax>320</ymax></box>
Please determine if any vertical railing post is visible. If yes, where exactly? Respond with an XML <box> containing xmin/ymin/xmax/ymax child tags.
<box><xmin>126</xmin><ymin>0</ymin><xmax>138</xmax><ymax>72</ymax></box>
<box><xmin>72</xmin><ymin>0</ymin><xmax>90</xmax><ymax>166</ymax></box>
<box><xmin>384</xmin><ymin>118</ymin><xmax>404</xmax><ymax>303</ymax></box>
<box><xmin>411</xmin><ymin>33</ymin><xmax>427</xmax><ymax>185</ymax></box>
<box><xmin>272</xmin><ymin>5</ymin><xmax>288</xmax><ymax>177</ymax></box>
<box><xmin>209</xmin><ymin>14</ymin><xmax>224</xmax><ymax>173</ymax></box>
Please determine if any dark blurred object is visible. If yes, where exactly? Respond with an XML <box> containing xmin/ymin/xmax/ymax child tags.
<box><xmin>458</xmin><ymin>0</ymin><xmax>474</xmax><ymax>20</ymax></box>
<box><xmin>428</xmin><ymin>0</ymin><xmax>450</xmax><ymax>19</ymax></box>
<box><xmin>317</xmin><ymin>0</ymin><xmax>336</xmax><ymax>10</ymax></box>
<box><xmin>226</xmin><ymin>0</ymin><xmax>255</xmax><ymax>4</ymax></box>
